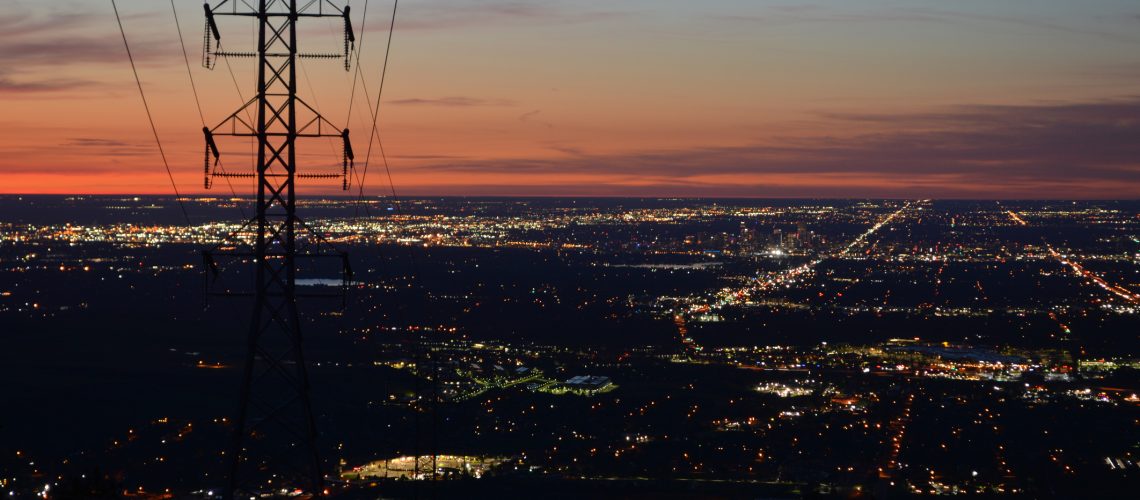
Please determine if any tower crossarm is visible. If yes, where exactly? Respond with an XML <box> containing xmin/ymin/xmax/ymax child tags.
<box><xmin>207</xmin><ymin>97</ymin><xmax>348</xmax><ymax>139</ymax></box>
<box><xmin>207</xmin><ymin>0</ymin><xmax>352</xmax><ymax>17</ymax></box>
<box><xmin>203</xmin><ymin>1</ymin><xmax>355</xmax><ymax>69</ymax></box>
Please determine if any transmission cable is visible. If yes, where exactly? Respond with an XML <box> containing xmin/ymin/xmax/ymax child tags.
<box><xmin>345</xmin><ymin>0</ymin><xmax>371</xmax><ymax>125</ymax></box>
<box><xmin>344</xmin><ymin>0</ymin><xmax>374</xmax><ymax>217</ymax></box>
<box><xmin>355</xmin><ymin>0</ymin><xmax>400</xmax><ymax>217</ymax></box>
<box><xmin>345</xmin><ymin>2</ymin><xmax>438</xmax><ymax>488</ymax></box>
<box><xmin>171</xmin><ymin>0</ymin><xmax>247</xmax><ymax>220</ymax></box>
<box><xmin>112</xmin><ymin>0</ymin><xmax>192</xmax><ymax>225</ymax></box>
<box><xmin>342</xmin><ymin>0</ymin><xmax>371</xmax><ymax>217</ymax></box>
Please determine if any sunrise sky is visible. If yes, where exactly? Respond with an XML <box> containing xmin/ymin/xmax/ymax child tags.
<box><xmin>2</xmin><ymin>0</ymin><xmax>1139</xmax><ymax>198</ymax></box>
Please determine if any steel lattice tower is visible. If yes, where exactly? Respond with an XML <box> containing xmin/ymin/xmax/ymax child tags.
<box><xmin>200</xmin><ymin>1</ymin><xmax>355</xmax><ymax>496</ymax></box>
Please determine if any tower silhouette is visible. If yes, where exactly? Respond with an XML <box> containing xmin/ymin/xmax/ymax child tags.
<box><xmin>200</xmin><ymin>1</ymin><xmax>355</xmax><ymax>496</ymax></box>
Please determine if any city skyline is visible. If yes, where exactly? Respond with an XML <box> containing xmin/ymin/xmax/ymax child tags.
<box><xmin>2</xmin><ymin>0</ymin><xmax>1140</xmax><ymax>198</ymax></box>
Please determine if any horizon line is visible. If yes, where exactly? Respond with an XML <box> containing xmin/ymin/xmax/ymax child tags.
<box><xmin>2</xmin><ymin>193</ymin><xmax>1138</xmax><ymax>202</ymax></box>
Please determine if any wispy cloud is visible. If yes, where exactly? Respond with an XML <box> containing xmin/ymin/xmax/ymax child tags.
<box><xmin>390</xmin><ymin>154</ymin><xmax>469</xmax><ymax>160</ymax></box>
<box><xmin>388</xmin><ymin>96</ymin><xmax>513</xmax><ymax>107</ymax></box>
<box><xmin>0</xmin><ymin>7</ymin><xmax>173</xmax><ymax>69</ymax></box>
<box><xmin>519</xmin><ymin>109</ymin><xmax>553</xmax><ymax>128</ymax></box>
<box><xmin>718</xmin><ymin>4</ymin><xmax>1140</xmax><ymax>45</ymax></box>
<box><xmin>0</xmin><ymin>37</ymin><xmax>175</xmax><ymax>68</ymax></box>
<box><xmin>0</xmin><ymin>74</ymin><xmax>94</xmax><ymax>94</ymax></box>
<box><xmin>716</xmin><ymin>5</ymin><xmax>946</xmax><ymax>27</ymax></box>
<box><xmin>413</xmin><ymin>98</ymin><xmax>1140</xmax><ymax>198</ymax></box>
<box><xmin>368</xmin><ymin>1</ymin><xmax>628</xmax><ymax>31</ymax></box>
<box><xmin>0</xmin><ymin>11</ymin><xmax>103</xmax><ymax>38</ymax></box>
<box><xmin>65</xmin><ymin>138</ymin><xmax>132</xmax><ymax>148</ymax></box>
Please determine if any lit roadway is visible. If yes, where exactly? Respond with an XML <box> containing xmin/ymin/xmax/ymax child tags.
<box><xmin>1005</xmin><ymin>210</ymin><xmax>1140</xmax><ymax>305</ymax></box>
<box><xmin>713</xmin><ymin>201</ymin><xmax>915</xmax><ymax>305</ymax></box>
<box><xmin>1047</xmin><ymin>246</ymin><xmax>1140</xmax><ymax>305</ymax></box>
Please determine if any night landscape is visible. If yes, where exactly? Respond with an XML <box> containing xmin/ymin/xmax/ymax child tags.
<box><xmin>2</xmin><ymin>1</ymin><xmax>1139</xmax><ymax>499</ymax></box>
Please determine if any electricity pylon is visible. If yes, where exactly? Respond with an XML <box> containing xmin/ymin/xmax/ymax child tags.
<box><xmin>200</xmin><ymin>1</ymin><xmax>355</xmax><ymax>496</ymax></box>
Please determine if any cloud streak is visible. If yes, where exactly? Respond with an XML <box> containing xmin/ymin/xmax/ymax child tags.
<box><xmin>65</xmin><ymin>138</ymin><xmax>132</xmax><ymax>148</ymax></box>
<box><xmin>0</xmin><ymin>74</ymin><xmax>94</xmax><ymax>94</ymax></box>
<box><xmin>0</xmin><ymin>7</ymin><xmax>173</xmax><ymax>70</ymax></box>
<box><xmin>413</xmin><ymin>98</ymin><xmax>1140</xmax><ymax>198</ymax></box>
<box><xmin>367</xmin><ymin>1</ymin><xmax>628</xmax><ymax>31</ymax></box>
<box><xmin>718</xmin><ymin>4</ymin><xmax>1140</xmax><ymax>45</ymax></box>
<box><xmin>387</xmin><ymin>96</ymin><xmax>514</xmax><ymax>107</ymax></box>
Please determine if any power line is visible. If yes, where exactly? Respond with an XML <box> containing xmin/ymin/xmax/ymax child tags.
<box><xmin>171</xmin><ymin>0</ymin><xmax>206</xmax><ymax>124</ymax></box>
<box><xmin>344</xmin><ymin>5</ymin><xmax>437</xmax><ymax>491</ymax></box>
<box><xmin>345</xmin><ymin>0</ymin><xmax>373</xmax><ymax>218</ymax></box>
<box><xmin>171</xmin><ymin>0</ymin><xmax>247</xmax><ymax>220</ymax></box>
<box><xmin>111</xmin><ymin>0</ymin><xmax>191</xmax><ymax>225</ymax></box>
<box><xmin>221</xmin><ymin>55</ymin><xmax>257</xmax><ymax>195</ymax></box>
<box><xmin>346</xmin><ymin>0</ymin><xmax>371</xmax><ymax>125</ymax></box>
<box><xmin>356</xmin><ymin>0</ymin><xmax>400</xmax><ymax>213</ymax></box>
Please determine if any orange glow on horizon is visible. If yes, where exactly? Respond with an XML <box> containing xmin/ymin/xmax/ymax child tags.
<box><xmin>2</xmin><ymin>1</ymin><xmax>1140</xmax><ymax>198</ymax></box>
